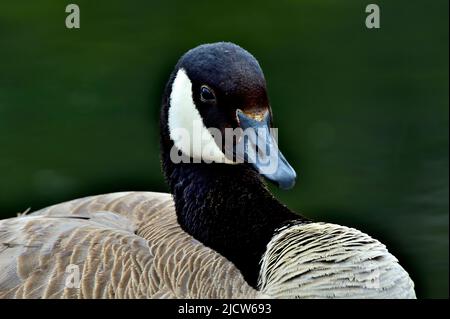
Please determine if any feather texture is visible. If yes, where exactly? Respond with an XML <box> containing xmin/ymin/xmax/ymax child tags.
<box><xmin>0</xmin><ymin>192</ymin><xmax>258</xmax><ymax>299</ymax></box>
<box><xmin>258</xmin><ymin>223</ymin><xmax>416</xmax><ymax>298</ymax></box>
<box><xmin>0</xmin><ymin>192</ymin><xmax>415</xmax><ymax>299</ymax></box>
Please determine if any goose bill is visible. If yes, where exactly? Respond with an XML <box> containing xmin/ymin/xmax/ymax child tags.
<box><xmin>234</xmin><ymin>109</ymin><xmax>297</xmax><ymax>190</ymax></box>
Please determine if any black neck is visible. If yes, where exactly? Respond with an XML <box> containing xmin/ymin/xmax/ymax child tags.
<box><xmin>160</xmin><ymin>145</ymin><xmax>303</xmax><ymax>287</ymax></box>
<box><xmin>159</xmin><ymin>85</ymin><xmax>305</xmax><ymax>287</ymax></box>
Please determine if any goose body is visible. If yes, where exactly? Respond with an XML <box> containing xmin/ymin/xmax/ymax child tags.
<box><xmin>0</xmin><ymin>192</ymin><xmax>258</xmax><ymax>298</ymax></box>
<box><xmin>0</xmin><ymin>42</ymin><xmax>416</xmax><ymax>298</ymax></box>
<box><xmin>0</xmin><ymin>192</ymin><xmax>414</xmax><ymax>298</ymax></box>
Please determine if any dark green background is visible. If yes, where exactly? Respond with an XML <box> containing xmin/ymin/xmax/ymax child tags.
<box><xmin>0</xmin><ymin>0</ymin><xmax>448</xmax><ymax>298</ymax></box>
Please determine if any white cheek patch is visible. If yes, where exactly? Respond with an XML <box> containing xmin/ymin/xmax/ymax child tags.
<box><xmin>168</xmin><ymin>68</ymin><xmax>234</xmax><ymax>164</ymax></box>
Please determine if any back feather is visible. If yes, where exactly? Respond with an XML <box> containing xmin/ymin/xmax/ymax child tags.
<box><xmin>258</xmin><ymin>223</ymin><xmax>416</xmax><ymax>298</ymax></box>
<box><xmin>0</xmin><ymin>192</ymin><xmax>258</xmax><ymax>298</ymax></box>
<box><xmin>0</xmin><ymin>192</ymin><xmax>415</xmax><ymax>298</ymax></box>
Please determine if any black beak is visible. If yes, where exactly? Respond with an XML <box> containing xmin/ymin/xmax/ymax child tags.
<box><xmin>235</xmin><ymin>109</ymin><xmax>297</xmax><ymax>190</ymax></box>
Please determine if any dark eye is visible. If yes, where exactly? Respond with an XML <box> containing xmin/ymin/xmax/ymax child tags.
<box><xmin>200</xmin><ymin>85</ymin><xmax>216</xmax><ymax>102</ymax></box>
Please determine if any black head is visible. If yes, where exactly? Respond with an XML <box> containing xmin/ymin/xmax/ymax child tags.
<box><xmin>176</xmin><ymin>42</ymin><xmax>269</xmax><ymax>130</ymax></box>
<box><xmin>161</xmin><ymin>42</ymin><xmax>296</xmax><ymax>189</ymax></box>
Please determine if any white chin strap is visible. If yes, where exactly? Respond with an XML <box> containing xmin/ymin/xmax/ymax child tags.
<box><xmin>167</xmin><ymin>68</ymin><xmax>234</xmax><ymax>164</ymax></box>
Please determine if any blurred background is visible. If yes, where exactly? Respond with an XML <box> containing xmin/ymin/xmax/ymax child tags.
<box><xmin>0</xmin><ymin>0</ymin><xmax>448</xmax><ymax>298</ymax></box>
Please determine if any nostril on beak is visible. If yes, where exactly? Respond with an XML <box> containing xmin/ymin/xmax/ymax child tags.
<box><xmin>236</xmin><ymin>109</ymin><xmax>269</xmax><ymax>124</ymax></box>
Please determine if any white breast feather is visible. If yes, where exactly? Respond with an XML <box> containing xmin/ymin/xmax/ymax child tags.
<box><xmin>258</xmin><ymin>222</ymin><xmax>416</xmax><ymax>299</ymax></box>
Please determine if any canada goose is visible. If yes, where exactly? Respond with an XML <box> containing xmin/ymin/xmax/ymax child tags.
<box><xmin>0</xmin><ymin>42</ymin><xmax>415</xmax><ymax>299</ymax></box>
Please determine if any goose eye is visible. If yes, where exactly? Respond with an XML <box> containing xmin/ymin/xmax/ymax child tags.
<box><xmin>200</xmin><ymin>85</ymin><xmax>216</xmax><ymax>102</ymax></box>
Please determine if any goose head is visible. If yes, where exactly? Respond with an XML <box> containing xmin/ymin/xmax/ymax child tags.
<box><xmin>161</xmin><ymin>42</ymin><xmax>296</xmax><ymax>189</ymax></box>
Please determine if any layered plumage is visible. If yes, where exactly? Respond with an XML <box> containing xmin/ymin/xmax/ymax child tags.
<box><xmin>0</xmin><ymin>192</ymin><xmax>258</xmax><ymax>298</ymax></box>
<box><xmin>0</xmin><ymin>192</ymin><xmax>415</xmax><ymax>298</ymax></box>
<box><xmin>260</xmin><ymin>223</ymin><xmax>415</xmax><ymax>298</ymax></box>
